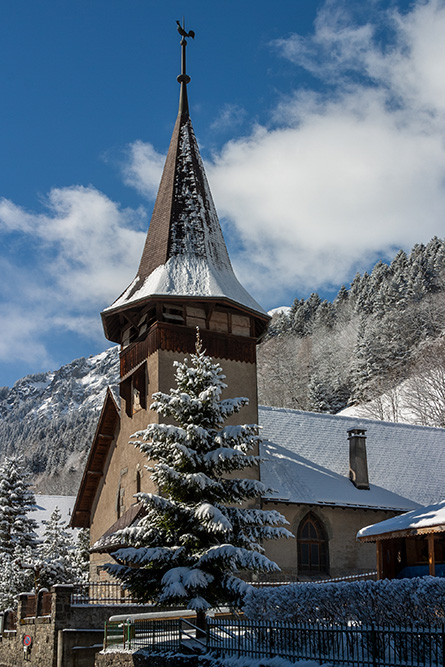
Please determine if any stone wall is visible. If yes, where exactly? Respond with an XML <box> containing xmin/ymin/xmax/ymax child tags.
<box><xmin>0</xmin><ymin>585</ymin><xmax>155</xmax><ymax>667</ymax></box>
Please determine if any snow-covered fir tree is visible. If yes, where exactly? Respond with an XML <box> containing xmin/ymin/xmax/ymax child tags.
<box><xmin>0</xmin><ymin>552</ymin><xmax>34</xmax><ymax>610</ymax></box>
<box><xmin>105</xmin><ymin>333</ymin><xmax>292</xmax><ymax>622</ymax></box>
<box><xmin>37</xmin><ymin>506</ymin><xmax>78</xmax><ymax>588</ymax></box>
<box><xmin>71</xmin><ymin>528</ymin><xmax>91</xmax><ymax>584</ymax></box>
<box><xmin>0</xmin><ymin>456</ymin><xmax>38</xmax><ymax>556</ymax></box>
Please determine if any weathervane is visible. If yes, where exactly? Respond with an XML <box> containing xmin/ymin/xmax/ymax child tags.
<box><xmin>176</xmin><ymin>19</ymin><xmax>195</xmax><ymax>115</ymax></box>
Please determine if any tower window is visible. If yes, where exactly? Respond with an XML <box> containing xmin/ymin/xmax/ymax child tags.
<box><xmin>122</xmin><ymin>326</ymin><xmax>138</xmax><ymax>349</ymax></box>
<box><xmin>298</xmin><ymin>512</ymin><xmax>329</xmax><ymax>574</ymax></box>
<box><xmin>120</xmin><ymin>363</ymin><xmax>148</xmax><ymax>418</ymax></box>
<box><xmin>163</xmin><ymin>305</ymin><xmax>185</xmax><ymax>324</ymax></box>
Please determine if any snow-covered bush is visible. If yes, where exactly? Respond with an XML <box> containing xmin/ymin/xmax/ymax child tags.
<box><xmin>244</xmin><ymin>577</ymin><xmax>445</xmax><ymax>626</ymax></box>
<box><xmin>104</xmin><ymin>333</ymin><xmax>292</xmax><ymax>620</ymax></box>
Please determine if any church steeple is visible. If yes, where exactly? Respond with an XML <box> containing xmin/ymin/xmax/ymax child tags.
<box><xmin>101</xmin><ymin>23</ymin><xmax>269</xmax><ymax>360</ymax></box>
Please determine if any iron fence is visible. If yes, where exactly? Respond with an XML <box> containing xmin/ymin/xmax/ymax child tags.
<box><xmin>104</xmin><ymin>617</ymin><xmax>183</xmax><ymax>652</ymax></box>
<box><xmin>207</xmin><ymin>618</ymin><xmax>445</xmax><ymax>667</ymax></box>
<box><xmin>72</xmin><ymin>581</ymin><xmax>143</xmax><ymax>605</ymax></box>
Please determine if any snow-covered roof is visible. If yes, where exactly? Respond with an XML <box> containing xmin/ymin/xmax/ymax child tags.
<box><xmin>105</xmin><ymin>255</ymin><xmax>265</xmax><ymax>316</ymax></box>
<box><xmin>34</xmin><ymin>494</ymin><xmax>76</xmax><ymax>538</ymax></box>
<box><xmin>358</xmin><ymin>500</ymin><xmax>445</xmax><ymax>540</ymax></box>
<box><xmin>258</xmin><ymin>406</ymin><xmax>445</xmax><ymax>510</ymax></box>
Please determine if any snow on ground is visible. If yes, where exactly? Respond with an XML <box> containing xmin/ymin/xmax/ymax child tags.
<box><xmin>102</xmin><ymin>650</ymin><xmax>330</xmax><ymax>667</ymax></box>
<box><xmin>206</xmin><ymin>657</ymin><xmax>330</xmax><ymax>667</ymax></box>
<box><xmin>338</xmin><ymin>377</ymin><xmax>427</xmax><ymax>425</ymax></box>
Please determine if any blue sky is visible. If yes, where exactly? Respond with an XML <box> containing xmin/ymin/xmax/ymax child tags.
<box><xmin>1</xmin><ymin>0</ymin><xmax>445</xmax><ymax>387</ymax></box>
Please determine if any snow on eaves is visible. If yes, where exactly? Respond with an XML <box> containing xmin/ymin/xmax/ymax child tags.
<box><xmin>104</xmin><ymin>255</ymin><xmax>266</xmax><ymax>317</ymax></box>
<box><xmin>358</xmin><ymin>499</ymin><xmax>445</xmax><ymax>540</ymax></box>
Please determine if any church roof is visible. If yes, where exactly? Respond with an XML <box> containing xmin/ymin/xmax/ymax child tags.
<box><xmin>102</xmin><ymin>36</ymin><xmax>266</xmax><ymax>337</ymax></box>
<box><xmin>259</xmin><ymin>405</ymin><xmax>445</xmax><ymax>511</ymax></box>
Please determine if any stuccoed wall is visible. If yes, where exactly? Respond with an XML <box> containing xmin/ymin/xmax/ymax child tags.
<box><xmin>262</xmin><ymin>502</ymin><xmax>398</xmax><ymax>579</ymax></box>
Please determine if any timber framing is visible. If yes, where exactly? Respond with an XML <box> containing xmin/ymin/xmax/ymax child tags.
<box><xmin>120</xmin><ymin>320</ymin><xmax>257</xmax><ymax>378</ymax></box>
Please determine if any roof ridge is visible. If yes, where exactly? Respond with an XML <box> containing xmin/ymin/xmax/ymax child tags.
<box><xmin>258</xmin><ymin>404</ymin><xmax>445</xmax><ymax>432</ymax></box>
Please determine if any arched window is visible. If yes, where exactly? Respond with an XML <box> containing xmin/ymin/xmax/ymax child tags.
<box><xmin>298</xmin><ymin>512</ymin><xmax>329</xmax><ymax>574</ymax></box>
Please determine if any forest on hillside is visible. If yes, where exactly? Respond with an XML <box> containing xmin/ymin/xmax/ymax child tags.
<box><xmin>257</xmin><ymin>237</ymin><xmax>445</xmax><ymax>427</ymax></box>
<box><xmin>2</xmin><ymin>237</ymin><xmax>445</xmax><ymax>494</ymax></box>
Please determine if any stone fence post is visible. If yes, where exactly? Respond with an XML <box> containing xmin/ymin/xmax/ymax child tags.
<box><xmin>17</xmin><ymin>592</ymin><xmax>32</xmax><ymax>622</ymax></box>
<box><xmin>51</xmin><ymin>584</ymin><xmax>74</xmax><ymax>630</ymax></box>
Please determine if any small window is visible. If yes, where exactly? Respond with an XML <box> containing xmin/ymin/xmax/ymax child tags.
<box><xmin>298</xmin><ymin>513</ymin><xmax>329</xmax><ymax>574</ymax></box>
<box><xmin>122</xmin><ymin>326</ymin><xmax>138</xmax><ymax>348</ymax></box>
<box><xmin>163</xmin><ymin>305</ymin><xmax>185</xmax><ymax>324</ymax></box>
<box><xmin>136</xmin><ymin>469</ymin><xmax>142</xmax><ymax>495</ymax></box>
<box><xmin>120</xmin><ymin>363</ymin><xmax>148</xmax><ymax>418</ymax></box>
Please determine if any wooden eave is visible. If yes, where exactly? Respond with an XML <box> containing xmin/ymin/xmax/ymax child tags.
<box><xmin>102</xmin><ymin>294</ymin><xmax>270</xmax><ymax>344</ymax></box>
<box><xmin>70</xmin><ymin>387</ymin><xmax>120</xmax><ymax>528</ymax></box>
<box><xmin>358</xmin><ymin>524</ymin><xmax>445</xmax><ymax>543</ymax></box>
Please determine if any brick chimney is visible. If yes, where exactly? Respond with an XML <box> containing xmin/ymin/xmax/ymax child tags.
<box><xmin>348</xmin><ymin>427</ymin><xmax>369</xmax><ymax>490</ymax></box>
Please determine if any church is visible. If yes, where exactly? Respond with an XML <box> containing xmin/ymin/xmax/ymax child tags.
<box><xmin>71</xmin><ymin>31</ymin><xmax>445</xmax><ymax>582</ymax></box>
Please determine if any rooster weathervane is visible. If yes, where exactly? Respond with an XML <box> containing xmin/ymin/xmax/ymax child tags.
<box><xmin>176</xmin><ymin>19</ymin><xmax>195</xmax><ymax>40</ymax></box>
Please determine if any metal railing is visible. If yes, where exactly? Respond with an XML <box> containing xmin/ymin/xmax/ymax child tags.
<box><xmin>104</xmin><ymin>617</ymin><xmax>183</xmax><ymax>652</ymax></box>
<box><xmin>207</xmin><ymin>618</ymin><xmax>445</xmax><ymax>667</ymax></box>
<box><xmin>102</xmin><ymin>614</ymin><xmax>445</xmax><ymax>666</ymax></box>
<box><xmin>72</xmin><ymin>581</ymin><xmax>143</xmax><ymax>606</ymax></box>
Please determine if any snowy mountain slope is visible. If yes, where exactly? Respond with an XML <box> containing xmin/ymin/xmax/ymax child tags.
<box><xmin>0</xmin><ymin>347</ymin><xmax>119</xmax><ymax>495</ymax></box>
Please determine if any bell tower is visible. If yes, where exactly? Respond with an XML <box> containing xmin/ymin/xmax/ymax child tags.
<box><xmin>101</xmin><ymin>25</ymin><xmax>269</xmax><ymax>427</ymax></box>
<box><xmin>72</xmin><ymin>25</ymin><xmax>270</xmax><ymax>560</ymax></box>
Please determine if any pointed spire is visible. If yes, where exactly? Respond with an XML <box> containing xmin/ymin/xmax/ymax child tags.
<box><xmin>102</xmin><ymin>22</ymin><xmax>267</xmax><ymax>341</ymax></box>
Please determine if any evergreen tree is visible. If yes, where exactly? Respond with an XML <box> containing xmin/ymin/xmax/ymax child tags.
<box><xmin>105</xmin><ymin>334</ymin><xmax>292</xmax><ymax>621</ymax></box>
<box><xmin>71</xmin><ymin>528</ymin><xmax>91</xmax><ymax>583</ymax></box>
<box><xmin>0</xmin><ymin>456</ymin><xmax>38</xmax><ymax>556</ymax></box>
<box><xmin>0</xmin><ymin>552</ymin><xmax>34</xmax><ymax>610</ymax></box>
<box><xmin>37</xmin><ymin>506</ymin><xmax>77</xmax><ymax>588</ymax></box>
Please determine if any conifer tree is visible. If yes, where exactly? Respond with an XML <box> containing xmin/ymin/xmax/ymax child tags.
<box><xmin>38</xmin><ymin>506</ymin><xmax>77</xmax><ymax>588</ymax></box>
<box><xmin>0</xmin><ymin>456</ymin><xmax>38</xmax><ymax>556</ymax></box>
<box><xmin>71</xmin><ymin>528</ymin><xmax>91</xmax><ymax>583</ymax></box>
<box><xmin>105</xmin><ymin>333</ymin><xmax>292</xmax><ymax>621</ymax></box>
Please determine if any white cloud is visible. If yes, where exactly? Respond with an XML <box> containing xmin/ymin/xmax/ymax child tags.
<box><xmin>210</xmin><ymin>104</ymin><xmax>247</xmax><ymax>133</ymax></box>
<box><xmin>121</xmin><ymin>1</ymin><xmax>445</xmax><ymax>308</ymax></box>
<box><xmin>121</xmin><ymin>140</ymin><xmax>165</xmax><ymax>199</ymax></box>
<box><xmin>206</xmin><ymin>0</ymin><xmax>445</xmax><ymax>302</ymax></box>
<box><xmin>0</xmin><ymin>186</ymin><xmax>146</xmax><ymax>365</ymax></box>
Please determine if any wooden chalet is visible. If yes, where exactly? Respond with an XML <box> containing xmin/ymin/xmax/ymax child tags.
<box><xmin>358</xmin><ymin>501</ymin><xmax>445</xmax><ymax>579</ymax></box>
